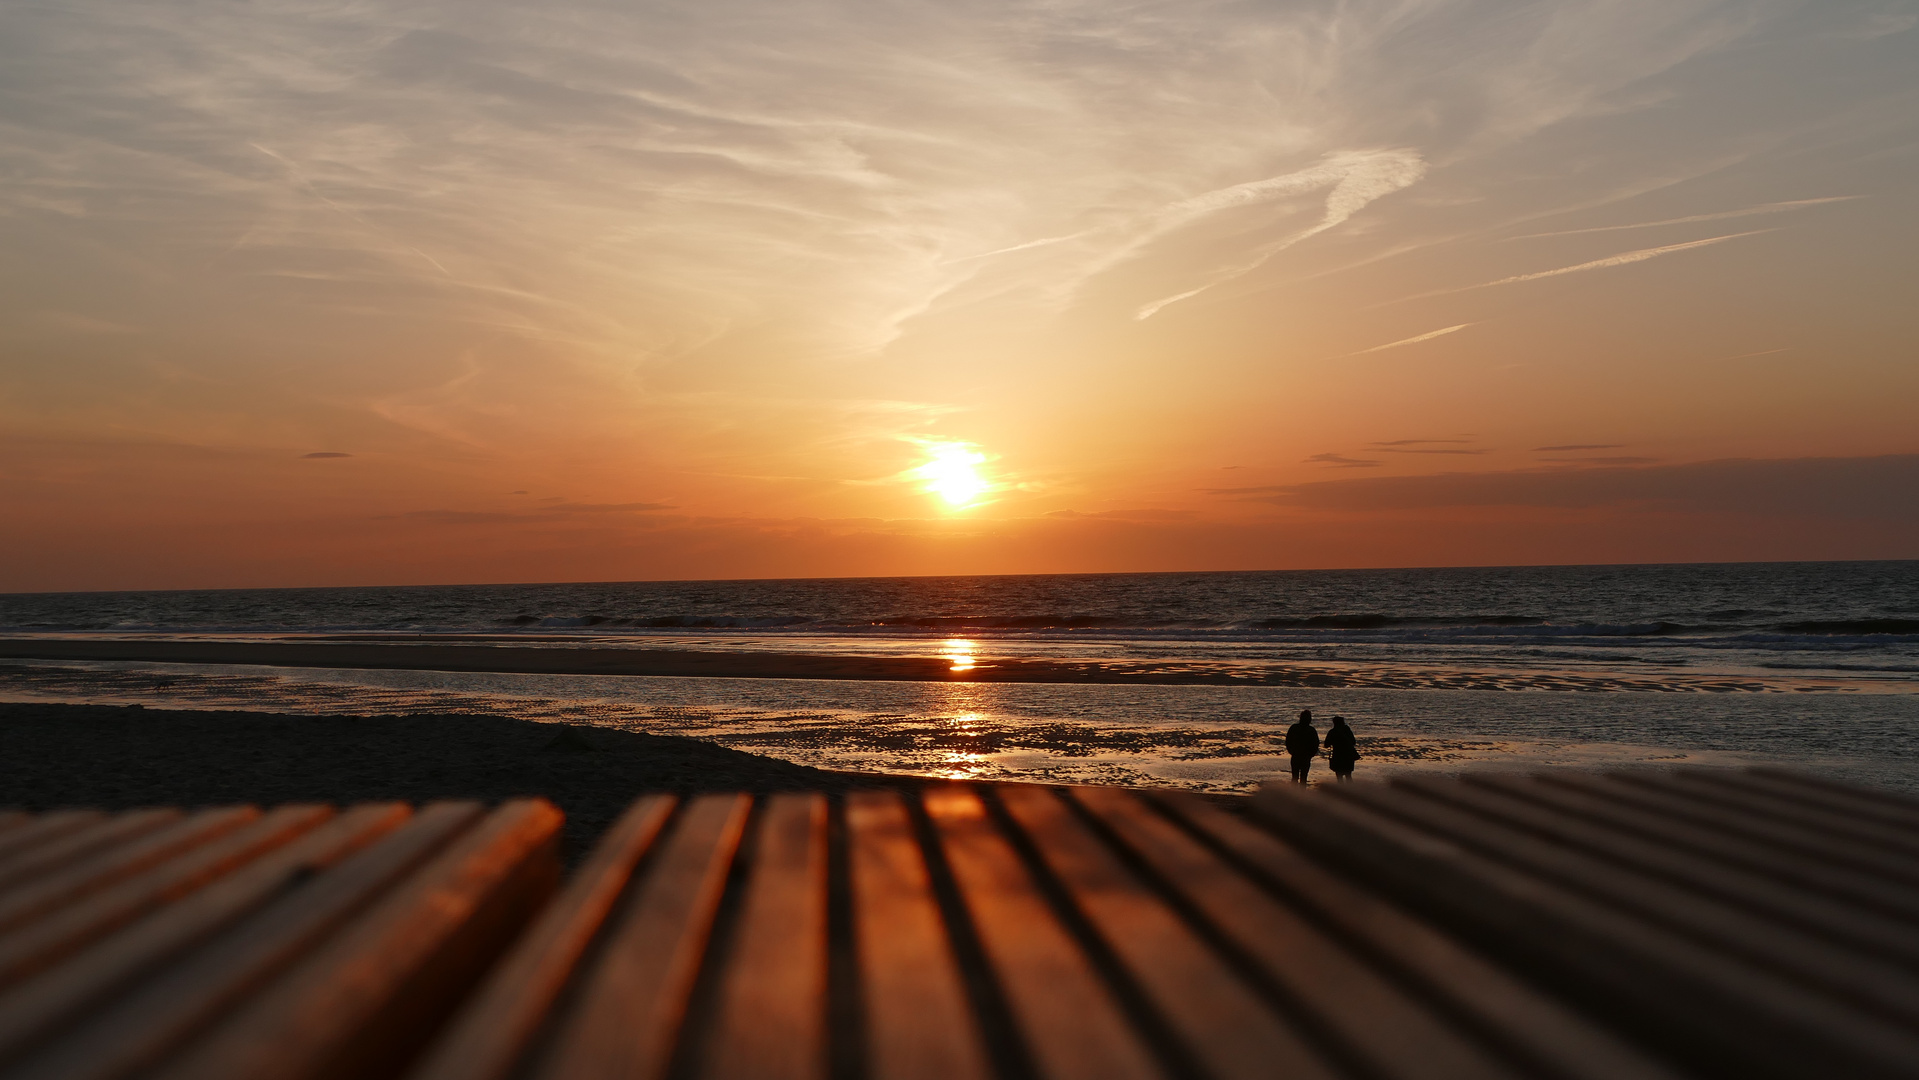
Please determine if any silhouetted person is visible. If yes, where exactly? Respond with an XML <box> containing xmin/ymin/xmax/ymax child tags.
<box><xmin>1285</xmin><ymin>709</ymin><xmax>1320</xmax><ymax>783</ymax></box>
<box><xmin>1324</xmin><ymin>715</ymin><xmax>1358</xmax><ymax>782</ymax></box>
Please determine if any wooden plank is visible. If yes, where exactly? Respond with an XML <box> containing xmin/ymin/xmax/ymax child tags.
<box><xmin>0</xmin><ymin>803</ymin><xmax>408</xmax><ymax>1070</ymax></box>
<box><xmin>1749</xmin><ymin>767</ymin><xmax>1919</xmax><ymax>821</ymax></box>
<box><xmin>0</xmin><ymin>812</ymin><xmax>28</xmax><ymax>836</ymax></box>
<box><xmin>407</xmin><ymin>795</ymin><xmax>679</xmax><ymax>1080</ymax></box>
<box><xmin>1073</xmin><ymin>786</ymin><xmax>1539</xmax><ymax>1080</ymax></box>
<box><xmin>1254</xmin><ymin>782</ymin><xmax>1919</xmax><ymax>1080</ymax></box>
<box><xmin>845</xmin><ymin>791</ymin><xmax>990</xmax><ymax>1080</ymax></box>
<box><xmin>1544</xmin><ymin>773</ymin><xmax>1919</xmax><ymax>893</ymax></box>
<box><xmin>6</xmin><ymin>802</ymin><xmax>486</xmax><ymax>1080</ymax></box>
<box><xmin>999</xmin><ymin>785</ymin><xmax>1341</xmax><ymax>1080</ymax></box>
<box><xmin>0</xmin><ymin>805</ymin><xmax>333</xmax><ymax>990</ymax></box>
<box><xmin>698</xmin><ymin>794</ymin><xmax>827</xmax><ymax>1080</ymax></box>
<box><xmin>1617</xmin><ymin>773</ymin><xmax>1919</xmax><ymax>865</ymax></box>
<box><xmin>1469</xmin><ymin>775</ymin><xmax>1919</xmax><ymax>927</ymax></box>
<box><xmin>1148</xmin><ymin>790</ymin><xmax>1682</xmax><ymax>1080</ymax></box>
<box><xmin>0</xmin><ymin>811</ymin><xmax>107</xmax><ymax>865</ymax></box>
<box><xmin>1345</xmin><ymin>782</ymin><xmax>1919</xmax><ymax>1029</ymax></box>
<box><xmin>0</xmin><ymin>808</ymin><xmax>254</xmax><ymax>936</ymax></box>
<box><xmin>144</xmin><ymin>798</ymin><xmax>563</xmax><ymax>1080</ymax></box>
<box><xmin>1685</xmin><ymin>769</ymin><xmax>1919</xmax><ymax>838</ymax></box>
<box><xmin>1453</xmin><ymin>776</ymin><xmax>1919</xmax><ymax>968</ymax></box>
<box><xmin>532</xmin><ymin>794</ymin><xmax>752</xmax><ymax>1080</ymax></box>
<box><xmin>0</xmin><ymin>811</ymin><xmax>179</xmax><ymax>899</ymax></box>
<box><xmin>921</xmin><ymin>785</ymin><xmax>1158</xmax><ymax>1080</ymax></box>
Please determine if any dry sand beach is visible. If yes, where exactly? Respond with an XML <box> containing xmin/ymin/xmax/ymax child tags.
<box><xmin>0</xmin><ymin>701</ymin><xmax>920</xmax><ymax>862</ymax></box>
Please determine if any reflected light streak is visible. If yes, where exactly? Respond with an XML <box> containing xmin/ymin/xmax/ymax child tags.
<box><xmin>943</xmin><ymin>638</ymin><xmax>977</xmax><ymax>672</ymax></box>
<box><xmin>933</xmin><ymin>753</ymin><xmax>988</xmax><ymax>781</ymax></box>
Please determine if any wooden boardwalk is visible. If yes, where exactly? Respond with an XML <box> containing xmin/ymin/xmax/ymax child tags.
<box><xmin>1</xmin><ymin>769</ymin><xmax>1916</xmax><ymax>1079</ymax></box>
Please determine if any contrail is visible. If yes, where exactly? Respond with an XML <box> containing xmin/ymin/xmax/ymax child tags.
<box><xmin>1509</xmin><ymin>197</ymin><xmax>1857</xmax><ymax>240</ymax></box>
<box><xmin>1353</xmin><ymin>323</ymin><xmax>1472</xmax><ymax>355</ymax></box>
<box><xmin>1477</xmin><ymin>230</ymin><xmax>1770</xmax><ymax>287</ymax></box>
<box><xmin>1389</xmin><ymin>230</ymin><xmax>1774</xmax><ymax>305</ymax></box>
<box><xmin>944</xmin><ymin>233</ymin><xmax>1085</xmax><ymax>263</ymax></box>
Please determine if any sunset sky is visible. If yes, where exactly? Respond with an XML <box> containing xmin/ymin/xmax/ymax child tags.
<box><xmin>3</xmin><ymin>0</ymin><xmax>1916</xmax><ymax>590</ymax></box>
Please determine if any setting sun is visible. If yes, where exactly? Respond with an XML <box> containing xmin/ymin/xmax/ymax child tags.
<box><xmin>913</xmin><ymin>443</ymin><xmax>991</xmax><ymax>508</ymax></box>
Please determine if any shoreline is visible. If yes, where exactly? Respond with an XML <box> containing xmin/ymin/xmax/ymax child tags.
<box><xmin>0</xmin><ymin>636</ymin><xmax>1345</xmax><ymax>687</ymax></box>
<box><xmin>0</xmin><ymin>636</ymin><xmax>1821</xmax><ymax>693</ymax></box>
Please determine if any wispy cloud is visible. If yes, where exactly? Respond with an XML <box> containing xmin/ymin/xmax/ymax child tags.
<box><xmin>1239</xmin><ymin>455</ymin><xmax>1919</xmax><ymax>520</ymax></box>
<box><xmin>1507</xmin><ymin>197</ymin><xmax>1857</xmax><ymax>240</ymax></box>
<box><xmin>1379</xmin><ymin>448</ymin><xmax>1491</xmax><ymax>456</ymax></box>
<box><xmin>1534</xmin><ymin>444</ymin><xmax>1624</xmax><ymax>451</ymax></box>
<box><xmin>1306</xmin><ymin>452</ymin><xmax>1383</xmax><ymax>468</ymax></box>
<box><xmin>1352</xmin><ymin>323</ymin><xmax>1473</xmax><ymax>355</ymax></box>
<box><xmin>1201</xmin><ymin>484</ymin><xmax>1291</xmax><ymax>496</ymax></box>
<box><xmin>1399</xmin><ymin>231</ymin><xmax>1772</xmax><ymax>303</ymax></box>
<box><xmin>1134</xmin><ymin>150</ymin><xmax>1428</xmax><ymax>319</ymax></box>
<box><xmin>0</xmin><ymin>0</ymin><xmax>1893</xmax><ymax>576</ymax></box>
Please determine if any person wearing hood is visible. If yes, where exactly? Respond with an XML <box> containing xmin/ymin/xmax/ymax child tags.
<box><xmin>1324</xmin><ymin>715</ymin><xmax>1359</xmax><ymax>782</ymax></box>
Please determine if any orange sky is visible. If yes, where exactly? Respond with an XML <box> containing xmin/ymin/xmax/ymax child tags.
<box><xmin>3</xmin><ymin>0</ymin><xmax>1916</xmax><ymax>591</ymax></box>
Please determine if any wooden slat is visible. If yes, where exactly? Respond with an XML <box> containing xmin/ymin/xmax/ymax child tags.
<box><xmin>0</xmin><ymin>811</ymin><xmax>179</xmax><ymax>901</ymax></box>
<box><xmin>0</xmin><ymin>805</ymin><xmax>333</xmax><ymax>990</ymax></box>
<box><xmin>407</xmin><ymin>795</ymin><xmax>679</xmax><ymax>1080</ymax></box>
<box><xmin>922</xmin><ymin>785</ymin><xmax>1158</xmax><ymax>1080</ymax></box>
<box><xmin>1748</xmin><ymin>767</ymin><xmax>1919</xmax><ymax>822</ymax></box>
<box><xmin>998</xmin><ymin>785</ymin><xmax>1339</xmax><ymax>1080</ymax></box>
<box><xmin>0</xmin><ymin>812</ymin><xmax>28</xmax><ymax>836</ymax></box>
<box><xmin>0</xmin><ymin>803</ymin><xmax>408</xmax><ymax>1069</ymax></box>
<box><xmin>698</xmin><ymin>794</ymin><xmax>828</xmax><ymax>1080</ymax></box>
<box><xmin>0</xmin><ymin>811</ymin><xmax>102</xmax><ymax>864</ymax></box>
<box><xmin>1435</xmin><ymin>777</ymin><xmax>1919</xmax><ymax>969</ymax></box>
<box><xmin>1683</xmin><ymin>769</ymin><xmax>1919</xmax><ymax>841</ymax></box>
<box><xmin>1254</xmin><ymin>781</ymin><xmax>1919</xmax><ymax>1080</ymax></box>
<box><xmin>6</xmin><ymin>802</ymin><xmax>486</xmax><ymax>1080</ymax></box>
<box><xmin>1072</xmin><ymin>786</ymin><xmax>1541</xmax><ymax>1080</ymax></box>
<box><xmin>1342</xmin><ymin>782</ymin><xmax>1919</xmax><ymax>1030</ymax></box>
<box><xmin>1616</xmin><ymin>773</ymin><xmax>1919</xmax><ymax>867</ymax></box>
<box><xmin>845</xmin><ymin>791</ymin><xmax>990</xmax><ymax>1080</ymax></box>
<box><xmin>144</xmin><ymin>798</ymin><xmax>562</xmax><ymax>1080</ymax></box>
<box><xmin>533</xmin><ymin>794</ymin><xmax>752</xmax><ymax>1080</ymax></box>
<box><xmin>1147</xmin><ymin>790</ymin><xmax>1681</xmax><ymax>1080</ymax></box>
<box><xmin>1544</xmin><ymin>773</ymin><xmax>1919</xmax><ymax>896</ymax></box>
<box><xmin>1470</xmin><ymin>775</ymin><xmax>1919</xmax><ymax>928</ymax></box>
<box><xmin>0</xmin><ymin>808</ymin><xmax>254</xmax><ymax>936</ymax></box>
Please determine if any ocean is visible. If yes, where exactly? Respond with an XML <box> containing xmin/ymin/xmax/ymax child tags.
<box><xmin>4</xmin><ymin>561</ymin><xmax>1916</xmax><ymax>792</ymax></box>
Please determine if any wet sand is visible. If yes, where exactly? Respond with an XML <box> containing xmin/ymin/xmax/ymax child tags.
<box><xmin>0</xmin><ymin>701</ymin><xmax>918</xmax><ymax>863</ymax></box>
<box><xmin>0</xmin><ymin>637</ymin><xmax>1780</xmax><ymax>691</ymax></box>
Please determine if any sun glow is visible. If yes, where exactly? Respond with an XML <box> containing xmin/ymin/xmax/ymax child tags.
<box><xmin>912</xmin><ymin>442</ymin><xmax>991</xmax><ymax>508</ymax></box>
<box><xmin>942</xmin><ymin>638</ymin><xmax>977</xmax><ymax>672</ymax></box>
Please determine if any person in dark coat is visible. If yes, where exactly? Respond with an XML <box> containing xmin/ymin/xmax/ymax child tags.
<box><xmin>1284</xmin><ymin>709</ymin><xmax>1320</xmax><ymax>783</ymax></box>
<box><xmin>1324</xmin><ymin>715</ymin><xmax>1358</xmax><ymax>782</ymax></box>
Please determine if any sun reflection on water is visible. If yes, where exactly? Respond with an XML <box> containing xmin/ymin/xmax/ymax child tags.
<box><xmin>934</xmin><ymin>710</ymin><xmax>990</xmax><ymax>779</ymax></box>
<box><xmin>943</xmin><ymin>638</ymin><xmax>977</xmax><ymax>672</ymax></box>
